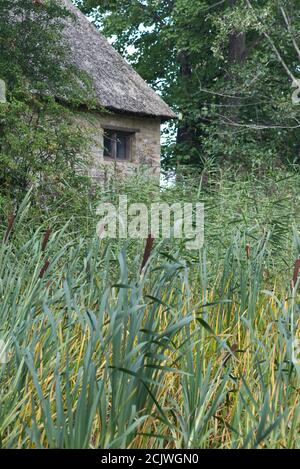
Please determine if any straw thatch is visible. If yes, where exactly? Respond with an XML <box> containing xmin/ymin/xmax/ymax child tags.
<box><xmin>60</xmin><ymin>0</ymin><xmax>176</xmax><ymax>120</ymax></box>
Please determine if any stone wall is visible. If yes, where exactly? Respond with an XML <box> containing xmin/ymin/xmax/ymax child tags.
<box><xmin>75</xmin><ymin>111</ymin><xmax>161</xmax><ymax>183</ymax></box>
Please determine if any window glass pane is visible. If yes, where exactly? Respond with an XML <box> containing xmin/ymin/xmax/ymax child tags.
<box><xmin>103</xmin><ymin>131</ymin><xmax>114</xmax><ymax>157</ymax></box>
<box><xmin>103</xmin><ymin>129</ymin><xmax>133</xmax><ymax>160</ymax></box>
<box><xmin>116</xmin><ymin>133</ymin><xmax>128</xmax><ymax>160</ymax></box>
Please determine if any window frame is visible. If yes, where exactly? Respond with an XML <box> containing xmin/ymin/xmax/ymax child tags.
<box><xmin>103</xmin><ymin>127</ymin><xmax>139</xmax><ymax>162</ymax></box>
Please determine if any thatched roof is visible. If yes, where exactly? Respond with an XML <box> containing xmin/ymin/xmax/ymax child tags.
<box><xmin>60</xmin><ymin>0</ymin><xmax>176</xmax><ymax>120</ymax></box>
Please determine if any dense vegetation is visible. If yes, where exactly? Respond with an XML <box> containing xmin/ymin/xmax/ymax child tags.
<box><xmin>0</xmin><ymin>0</ymin><xmax>93</xmax><ymax>204</ymax></box>
<box><xmin>1</xmin><ymin>0</ymin><xmax>300</xmax><ymax>450</ymax></box>
<box><xmin>78</xmin><ymin>0</ymin><xmax>300</xmax><ymax>168</ymax></box>
<box><xmin>0</xmin><ymin>171</ymin><xmax>299</xmax><ymax>448</ymax></box>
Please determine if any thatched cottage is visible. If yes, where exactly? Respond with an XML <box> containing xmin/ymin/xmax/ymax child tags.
<box><xmin>60</xmin><ymin>0</ymin><xmax>176</xmax><ymax>179</ymax></box>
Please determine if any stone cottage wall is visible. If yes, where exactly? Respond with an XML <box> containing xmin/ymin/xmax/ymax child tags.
<box><xmin>75</xmin><ymin>111</ymin><xmax>161</xmax><ymax>183</ymax></box>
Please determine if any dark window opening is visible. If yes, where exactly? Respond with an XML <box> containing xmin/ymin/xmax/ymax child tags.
<box><xmin>103</xmin><ymin>129</ymin><xmax>133</xmax><ymax>160</ymax></box>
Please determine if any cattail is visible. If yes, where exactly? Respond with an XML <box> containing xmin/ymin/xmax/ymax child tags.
<box><xmin>3</xmin><ymin>213</ymin><xmax>15</xmax><ymax>244</ymax></box>
<box><xmin>292</xmin><ymin>258</ymin><xmax>300</xmax><ymax>289</ymax></box>
<box><xmin>222</xmin><ymin>343</ymin><xmax>238</xmax><ymax>367</ymax></box>
<box><xmin>245</xmin><ymin>243</ymin><xmax>250</xmax><ymax>259</ymax></box>
<box><xmin>41</xmin><ymin>228</ymin><xmax>51</xmax><ymax>252</ymax></box>
<box><xmin>39</xmin><ymin>259</ymin><xmax>50</xmax><ymax>279</ymax></box>
<box><xmin>140</xmin><ymin>234</ymin><xmax>154</xmax><ymax>273</ymax></box>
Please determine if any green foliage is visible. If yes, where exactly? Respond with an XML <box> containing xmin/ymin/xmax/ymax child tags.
<box><xmin>0</xmin><ymin>0</ymin><xmax>95</xmax><ymax>206</ymax></box>
<box><xmin>203</xmin><ymin>0</ymin><xmax>300</xmax><ymax>166</ymax></box>
<box><xmin>0</xmin><ymin>96</ymin><xmax>92</xmax><ymax>203</ymax></box>
<box><xmin>0</xmin><ymin>0</ymin><xmax>93</xmax><ymax>102</ymax></box>
<box><xmin>79</xmin><ymin>0</ymin><xmax>300</xmax><ymax>168</ymax></box>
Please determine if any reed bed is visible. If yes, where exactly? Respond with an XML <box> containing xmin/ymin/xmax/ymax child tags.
<box><xmin>0</xmin><ymin>172</ymin><xmax>300</xmax><ymax>449</ymax></box>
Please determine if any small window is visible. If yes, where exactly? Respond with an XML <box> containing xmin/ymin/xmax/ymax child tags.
<box><xmin>103</xmin><ymin>129</ymin><xmax>133</xmax><ymax>161</ymax></box>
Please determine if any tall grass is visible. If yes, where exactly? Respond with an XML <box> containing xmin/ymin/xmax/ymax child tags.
<box><xmin>0</xmin><ymin>170</ymin><xmax>300</xmax><ymax>449</ymax></box>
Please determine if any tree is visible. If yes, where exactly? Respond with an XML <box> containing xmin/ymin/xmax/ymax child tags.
<box><xmin>207</xmin><ymin>0</ymin><xmax>300</xmax><ymax>166</ymax></box>
<box><xmin>0</xmin><ymin>0</ymin><xmax>92</xmax><ymax>204</ymax></box>
<box><xmin>79</xmin><ymin>0</ymin><xmax>300</xmax><ymax>169</ymax></box>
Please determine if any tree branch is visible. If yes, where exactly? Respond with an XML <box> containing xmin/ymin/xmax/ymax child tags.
<box><xmin>245</xmin><ymin>0</ymin><xmax>296</xmax><ymax>82</ymax></box>
<box><xmin>280</xmin><ymin>5</ymin><xmax>300</xmax><ymax>62</ymax></box>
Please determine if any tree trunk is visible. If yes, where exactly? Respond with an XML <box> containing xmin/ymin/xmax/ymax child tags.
<box><xmin>229</xmin><ymin>32</ymin><xmax>246</xmax><ymax>65</ymax></box>
<box><xmin>218</xmin><ymin>0</ymin><xmax>248</xmax><ymax>164</ymax></box>
<box><xmin>176</xmin><ymin>51</ymin><xmax>193</xmax><ymax>147</ymax></box>
<box><xmin>229</xmin><ymin>0</ymin><xmax>246</xmax><ymax>66</ymax></box>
